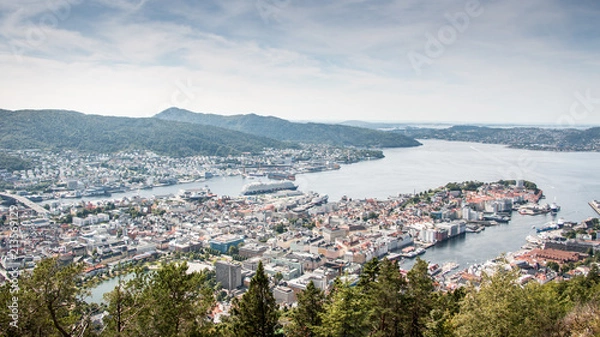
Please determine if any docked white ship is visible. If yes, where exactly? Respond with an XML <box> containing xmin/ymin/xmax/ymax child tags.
<box><xmin>178</xmin><ymin>187</ymin><xmax>215</xmax><ymax>201</ymax></box>
<box><xmin>241</xmin><ymin>181</ymin><xmax>298</xmax><ymax>195</ymax></box>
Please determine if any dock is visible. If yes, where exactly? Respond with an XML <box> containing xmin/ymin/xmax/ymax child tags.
<box><xmin>589</xmin><ymin>200</ymin><xmax>600</xmax><ymax>216</ymax></box>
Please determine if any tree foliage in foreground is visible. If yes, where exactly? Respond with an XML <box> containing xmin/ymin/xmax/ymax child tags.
<box><xmin>229</xmin><ymin>261</ymin><xmax>279</xmax><ymax>337</ymax></box>
<box><xmin>285</xmin><ymin>280</ymin><xmax>325</xmax><ymax>337</ymax></box>
<box><xmin>0</xmin><ymin>258</ymin><xmax>89</xmax><ymax>337</ymax></box>
<box><xmin>2</xmin><ymin>257</ymin><xmax>600</xmax><ymax>337</ymax></box>
<box><xmin>102</xmin><ymin>262</ymin><xmax>215</xmax><ymax>337</ymax></box>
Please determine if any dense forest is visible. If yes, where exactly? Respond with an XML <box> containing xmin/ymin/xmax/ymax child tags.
<box><xmin>154</xmin><ymin>108</ymin><xmax>422</xmax><ymax>148</ymax></box>
<box><xmin>0</xmin><ymin>153</ymin><xmax>30</xmax><ymax>171</ymax></box>
<box><xmin>0</xmin><ymin>109</ymin><xmax>293</xmax><ymax>157</ymax></box>
<box><xmin>1</xmin><ymin>257</ymin><xmax>599</xmax><ymax>337</ymax></box>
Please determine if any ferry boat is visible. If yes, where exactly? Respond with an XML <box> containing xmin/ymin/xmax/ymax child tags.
<box><xmin>82</xmin><ymin>187</ymin><xmax>111</xmax><ymax>197</ymax></box>
<box><xmin>311</xmin><ymin>194</ymin><xmax>329</xmax><ymax>205</ymax></box>
<box><xmin>428</xmin><ymin>263</ymin><xmax>442</xmax><ymax>276</ymax></box>
<box><xmin>550</xmin><ymin>202</ymin><xmax>560</xmax><ymax>215</ymax></box>
<box><xmin>178</xmin><ymin>187</ymin><xmax>215</xmax><ymax>201</ymax></box>
<box><xmin>241</xmin><ymin>181</ymin><xmax>298</xmax><ymax>195</ymax></box>
<box><xmin>400</xmin><ymin>246</ymin><xmax>426</xmax><ymax>258</ymax></box>
<box><xmin>441</xmin><ymin>262</ymin><xmax>460</xmax><ymax>275</ymax></box>
<box><xmin>525</xmin><ymin>235</ymin><xmax>543</xmax><ymax>246</ymax></box>
<box><xmin>535</xmin><ymin>221</ymin><xmax>561</xmax><ymax>233</ymax></box>
<box><xmin>518</xmin><ymin>203</ymin><xmax>551</xmax><ymax>215</ymax></box>
<box><xmin>483</xmin><ymin>214</ymin><xmax>511</xmax><ymax>223</ymax></box>
<box><xmin>267</xmin><ymin>172</ymin><xmax>296</xmax><ymax>181</ymax></box>
<box><xmin>26</xmin><ymin>195</ymin><xmax>44</xmax><ymax>202</ymax></box>
<box><xmin>62</xmin><ymin>191</ymin><xmax>82</xmax><ymax>199</ymax></box>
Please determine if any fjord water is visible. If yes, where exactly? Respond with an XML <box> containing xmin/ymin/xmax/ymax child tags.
<box><xmin>87</xmin><ymin>140</ymin><xmax>600</xmax><ymax>301</ymax></box>
<box><xmin>106</xmin><ymin>139</ymin><xmax>600</xmax><ymax>262</ymax></box>
<box><xmin>293</xmin><ymin>139</ymin><xmax>600</xmax><ymax>268</ymax></box>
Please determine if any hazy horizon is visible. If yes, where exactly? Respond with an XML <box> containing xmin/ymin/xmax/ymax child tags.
<box><xmin>1</xmin><ymin>1</ymin><xmax>599</xmax><ymax>126</ymax></box>
<box><xmin>4</xmin><ymin>106</ymin><xmax>600</xmax><ymax>129</ymax></box>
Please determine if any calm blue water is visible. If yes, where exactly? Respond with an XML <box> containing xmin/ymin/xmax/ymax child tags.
<box><xmin>86</xmin><ymin>140</ymin><xmax>600</xmax><ymax>301</ymax></box>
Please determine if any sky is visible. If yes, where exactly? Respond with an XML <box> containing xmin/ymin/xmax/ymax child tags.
<box><xmin>0</xmin><ymin>0</ymin><xmax>599</xmax><ymax>125</ymax></box>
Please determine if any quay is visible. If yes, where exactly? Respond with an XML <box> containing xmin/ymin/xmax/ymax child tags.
<box><xmin>589</xmin><ymin>200</ymin><xmax>600</xmax><ymax>216</ymax></box>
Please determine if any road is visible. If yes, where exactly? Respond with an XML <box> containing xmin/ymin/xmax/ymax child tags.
<box><xmin>0</xmin><ymin>192</ymin><xmax>50</xmax><ymax>215</ymax></box>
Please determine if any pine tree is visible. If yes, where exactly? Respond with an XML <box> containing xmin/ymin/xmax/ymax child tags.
<box><xmin>406</xmin><ymin>258</ymin><xmax>434</xmax><ymax>337</ymax></box>
<box><xmin>0</xmin><ymin>258</ymin><xmax>88</xmax><ymax>337</ymax></box>
<box><xmin>286</xmin><ymin>280</ymin><xmax>325</xmax><ymax>337</ymax></box>
<box><xmin>231</xmin><ymin>261</ymin><xmax>279</xmax><ymax>337</ymax></box>
<box><xmin>317</xmin><ymin>280</ymin><xmax>369</xmax><ymax>337</ymax></box>
<box><xmin>104</xmin><ymin>262</ymin><xmax>215</xmax><ymax>337</ymax></box>
<box><xmin>358</xmin><ymin>257</ymin><xmax>380</xmax><ymax>289</ymax></box>
<box><xmin>103</xmin><ymin>270</ymin><xmax>146</xmax><ymax>337</ymax></box>
<box><xmin>365</xmin><ymin>258</ymin><xmax>408</xmax><ymax>337</ymax></box>
<box><xmin>451</xmin><ymin>267</ymin><xmax>565</xmax><ymax>337</ymax></box>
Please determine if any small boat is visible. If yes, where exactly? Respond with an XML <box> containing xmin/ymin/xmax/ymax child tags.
<box><xmin>428</xmin><ymin>263</ymin><xmax>441</xmax><ymax>276</ymax></box>
<box><xmin>535</xmin><ymin>221</ymin><xmax>561</xmax><ymax>233</ymax></box>
<box><xmin>550</xmin><ymin>202</ymin><xmax>560</xmax><ymax>215</ymax></box>
<box><xmin>441</xmin><ymin>262</ymin><xmax>459</xmax><ymax>275</ymax></box>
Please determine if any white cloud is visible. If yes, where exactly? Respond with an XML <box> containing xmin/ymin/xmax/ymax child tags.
<box><xmin>0</xmin><ymin>0</ymin><xmax>598</xmax><ymax>125</ymax></box>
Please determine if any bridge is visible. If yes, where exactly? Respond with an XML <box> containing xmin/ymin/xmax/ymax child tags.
<box><xmin>0</xmin><ymin>192</ymin><xmax>50</xmax><ymax>216</ymax></box>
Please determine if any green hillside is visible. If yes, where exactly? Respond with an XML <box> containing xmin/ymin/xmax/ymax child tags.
<box><xmin>154</xmin><ymin>108</ymin><xmax>421</xmax><ymax>148</ymax></box>
<box><xmin>398</xmin><ymin>125</ymin><xmax>600</xmax><ymax>151</ymax></box>
<box><xmin>0</xmin><ymin>109</ymin><xmax>292</xmax><ymax>157</ymax></box>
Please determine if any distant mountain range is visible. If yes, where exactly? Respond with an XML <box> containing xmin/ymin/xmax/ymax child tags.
<box><xmin>3</xmin><ymin>108</ymin><xmax>600</xmax><ymax>158</ymax></box>
<box><xmin>397</xmin><ymin>125</ymin><xmax>600</xmax><ymax>152</ymax></box>
<box><xmin>0</xmin><ymin>109</ymin><xmax>290</xmax><ymax>157</ymax></box>
<box><xmin>154</xmin><ymin>108</ymin><xmax>421</xmax><ymax>148</ymax></box>
<box><xmin>0</xmin><ymin>109</ymin><xmax>422</xmax><ymax>157</ymax></box>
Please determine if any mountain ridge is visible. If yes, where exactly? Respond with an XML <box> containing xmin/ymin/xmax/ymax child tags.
<box><xmin>154</xmin><ymin>107</ymin><xmax>421</xmax><ymax>148</ymax></box>
<box><xmin>0</xmin><ymin>109</ymin><xmax>292</xmax><ymax>157</ymax></box>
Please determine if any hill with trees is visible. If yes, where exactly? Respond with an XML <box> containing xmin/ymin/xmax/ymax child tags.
<box><xmin>154</xmin><ymin>108</ymin><xmax>422</xmax><ymax>148</ymax></box>
<box><xmin>0</xmin><ymin>152</ymin><xmax>31</xmax><ymax>171</ymax></box>
<box><xmin>0</xmin><ymin>109</ymin><xmax>292</xmax><ymax>157</ymax></box>
<box><xmin>397</xmin><ymin>125</ymin><xmax>600</xmax><ymax>151</ymax></box>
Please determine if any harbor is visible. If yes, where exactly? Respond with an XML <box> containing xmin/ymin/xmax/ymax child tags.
<box><xmin>6</xmin><ymin>140</ymin><xmax>600</xmax><ymax>303</ymax></box>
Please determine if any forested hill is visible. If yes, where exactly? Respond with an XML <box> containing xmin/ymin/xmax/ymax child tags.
<box><xmin>397</xmin><ymin>125</ymin><xmax>600</xmax><ymax>151</ymax></box>
<box><xmin>154</xmin><ymin>107</ymin><xmax>422</xmax><ymax>148</ymax></box>
<box><xmin>0</xmin><ymin>109</ymin><xmax>291</xmax><ymax>156</ymax></box>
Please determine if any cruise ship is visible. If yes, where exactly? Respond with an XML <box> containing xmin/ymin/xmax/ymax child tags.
<box><xmin>241</xmin><ymin>181</ymin><xmax>298</xmax><ymax>195</ymax></box>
